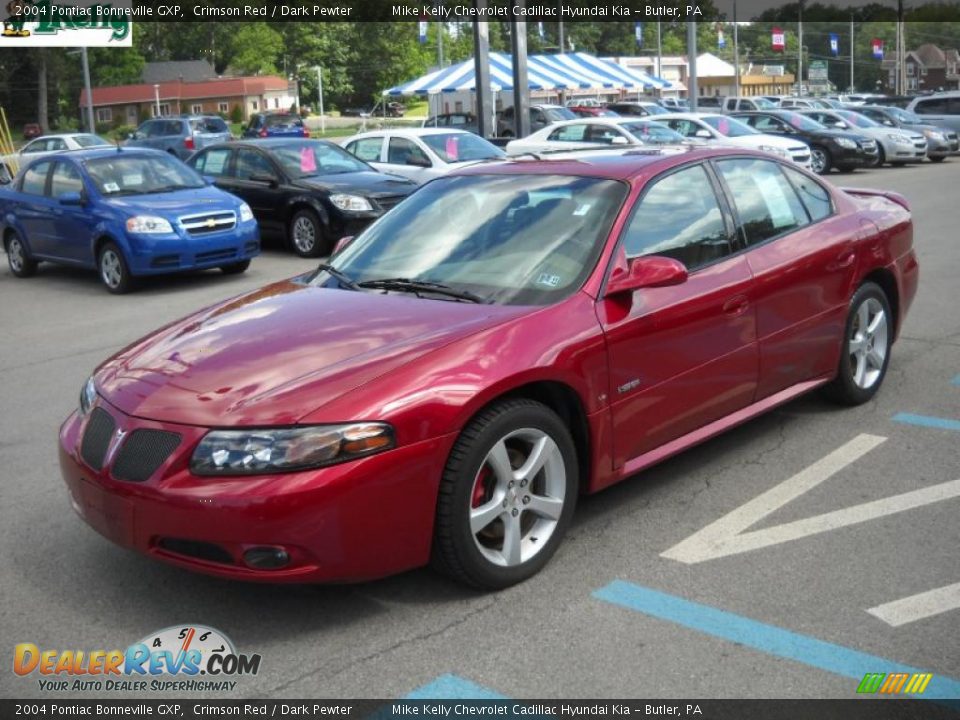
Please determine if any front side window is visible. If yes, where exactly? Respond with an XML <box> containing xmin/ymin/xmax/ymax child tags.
<box><xmin>49</xmin><ymin>162</ymin><xmax>83</xmax><ymax>197</ymax></box>
<box><xmin>623</xmin><ymin>164</ymin><xmax>732</xmax><ymax>270</ymax></box>
<box><xmin>716</xmin><ymin>158</ymin><xmax>809</xmax><ymax>246</ymax></box>
<box><xmin>322</xmin><ymin>174</ymin><xmax>628</xmax><ymax>306</ymax></box>
<box><xmin>548</xmin><ymin>124</ymin><xmax>588</xmax><ymax>142</ymax></box>
<box><xmin>387</xmin><ymin>137</ymin><xmax>430</xmax><ymax>166</ymax></box>
<box><xmin>420</xmin><ymin>133</ymin><xmax>504</xmax><ymax>163</ymax></box>
<box><xmin>701</xmin><ymin>116</ymin><xmax>759</xmax><ymax>137</ymax></box>
<box><xmin>621</xmin><ymin>121</ymin><xmax>685</xmax><ymax>145</ymax></box>
<box><xmin>585</xmin><ymin>124</ymin><xmax>627</xmax><ymax>144</ymax></box>
<box><xmin>346</xmin><ymin>137</ymin><xmax>384</xmax><ymax>162</ymax></box>
<box><xmin>663</xmin><ymin>119</ymin><xmax>700</xmax><ymax>138</ymax></box>
<box><xmin>234</xmin><ymin>148</ymin><xmax>275</xmax><ymax>180</ymax></box>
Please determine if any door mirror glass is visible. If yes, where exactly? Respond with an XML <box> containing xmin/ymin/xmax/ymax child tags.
<box><xmin>606</xmin><ymin>256</ymin><xmax>688</xmax><ymax>296</ymax></box>
<box><xmin>58</xmin><ymin>191</ymin><xmax>83</xmax><ymax>206</ymax></box>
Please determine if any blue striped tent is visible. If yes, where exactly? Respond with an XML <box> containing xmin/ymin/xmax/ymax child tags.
<box><xmin>383</xmin><ymin>52</ymin><xmax>668</xmax><ymax>95</ymax></box>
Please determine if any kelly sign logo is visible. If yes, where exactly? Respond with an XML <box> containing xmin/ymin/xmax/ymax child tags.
<box><xmin>1</xmin><ymin>0</ymin><xmax>132</xmax><ymax>46</ymax></box>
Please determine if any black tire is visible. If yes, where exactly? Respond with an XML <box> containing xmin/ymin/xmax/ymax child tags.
<box><xmin>6</xmin><ymin>232</ymin><xmax>38</xmax><ymax>278</ymax></box>
<box><xmin>98</xmin><ymin>241</ymin><xmax>135</xmax><ymax>294</ymax></box>
<box><xmin>875</xmin><ymin>145</ymin><xmax>886</xmax><ymax>167</ymax></box>
<box><xmin>836</xmin><ymin>165</ymin><xmax>856</xmax><ymax>173</ymax></box>
<box><xmin>891</xmin><ymin>161</ymin><xmax>907</xmax><ymax>167</ymax></box>
<box><xmin>220</xmin><ymin>259</ymin><xmax>251</xmax><ymax>275</ymax></box>
<box><xmin>824</xmin><ymin>282</ymin><xmax>893</xmax><ymax>406</ymax></box>
<box><xmin>810</xmin><ymin>145</ymin><xmax>832</xmax><ymax>175</ymax></box>
<box><xmin>929</xmin><ymin>155</ymin><xmax>946</xmax><ymax>163</ymax></box>
<box><xmin>432</xmin><ymin>398</ymin><xmax>578</xmax><ymax>590</ymax></box>
<box><xmin>287</xmin><ymin>208</ymin><xmax>328</xmax><ymax>258</ymax></box>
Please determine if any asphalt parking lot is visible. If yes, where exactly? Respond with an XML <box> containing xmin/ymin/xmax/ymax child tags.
<box><xmin>1</xmin><ymin>160</ymin><xmax>958</xmax><ymax>702</ymax></box>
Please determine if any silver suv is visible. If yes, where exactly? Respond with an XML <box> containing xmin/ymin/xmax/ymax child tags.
<box><xmin>126</xmin><ymin>116</ymin><xmax>232</xmax><ymax>160</ymax></box>
<box><xmin>904</xmin><ymin>93</ymin><xmax>960</xmax><ymax>133</ymax></box>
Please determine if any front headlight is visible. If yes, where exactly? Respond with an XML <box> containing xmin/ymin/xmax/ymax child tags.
<box><xmin>190</xmin><ymin>422</ymin><xmax>395</xmax><ymax>476</ymax></box>
<box><xmin>835</xmin><ymin>138</ymin><xmax>857</xmax><ymax>150</ymax></box>
<box><xmin>79</xmin><ymin>376</ymin><xmax>97</xmax><ymax>416</ymax></box>
<box><xmin>924</xmin><ymin>130</ymin><xmax>945</xmax><ymax>140</ymax></box>
<box><xmin>238</xmin><ymin>203</ymin><xmax>254</xmax><ymax>223</ymax></box>
<box><xmin>125</xmin><ymin>215</ymin><xmax>174</xmax><ymax>234</ymax></box>
<box><xmin>329</xmin><ymin>193</ymin><xmax>373</xmax><ymax>212</ymax></box>
<box><xmin>757</xmin><ymin>144</ymin><xmax>789</xmax><ymax>159</ymax></box>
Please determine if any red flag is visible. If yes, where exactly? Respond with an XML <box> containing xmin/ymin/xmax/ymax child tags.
<box><xmin>872</xmin><ymin>38</ymin><xmax>884</xmax><ymax>59</ymax></box>
<box><xmin>772</xmin><ymin>27</ymin><xmax>786</xmax><ymax>52</ymax></box>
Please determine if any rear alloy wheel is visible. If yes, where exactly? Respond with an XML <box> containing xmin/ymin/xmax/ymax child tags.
<box><xmin>6</xmin><ymin>234</ymin><xmax>38</xmax><ymax>278</ymax></box>
<box><xmin>810</xmin><ymin>146</ymin><xmax>832</xmax><ymax>174</ymax></box>
<box><xmin>98</xmin><ymin>242</ymin><xmax>135</xmax><ymax>294</ymax></box>
<box><xmin>220</xmin><ymin>259</ymin><xmax>251</xmax><ymax>275</ymax></box>
<box><xmin>432</xmin><ymin>399</ymin><xmax>578</xmax><ymax>589</ymax></box>
<box><xmin>288</xmin><ymin>209</ymin><xmax>327</xmax><ymax>258</ymax></box>
<box><xmin>825</xmin><ymin>282</ymin><xmax>892</xmax><ymax>405</ymax></box>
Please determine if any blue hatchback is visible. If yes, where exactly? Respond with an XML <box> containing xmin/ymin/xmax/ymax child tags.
<box><xmin>0</xmin><ymin>148</ymin><xmax>260</xmax><ymax>293</ymax></box>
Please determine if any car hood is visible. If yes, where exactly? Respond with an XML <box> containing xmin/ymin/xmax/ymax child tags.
<box><xmin>726</xmin><ymin>134</ymin><xmax>805</xmax><ymax>150</ymax></box>
<box><xmin>295</xmin><ymin>171</ymin><xmax>416</xmax><ymax>198</ymax></box>
<box><xmin>94</xmin><ymin>280</ymin><xmax>527</xmax><ymax>427</ymax></box>
<box><xmin>101</xmin><ymin>186</ymin><xmax>240</xmax><ymax>214</ymax></box>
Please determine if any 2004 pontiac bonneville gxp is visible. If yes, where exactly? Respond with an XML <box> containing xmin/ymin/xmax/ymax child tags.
<box><xmin>59</xmin><ymin>147</ymin><xmax>918</xmax><ymax>589</ymax></box>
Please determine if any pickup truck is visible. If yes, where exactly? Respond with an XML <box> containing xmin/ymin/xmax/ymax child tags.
<box><xmin>1</xmin><ymin>147</ymin><xmax>260</xmax><ymax>293</ymax></box>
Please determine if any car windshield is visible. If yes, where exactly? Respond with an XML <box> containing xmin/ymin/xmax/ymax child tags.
<box><xmin>271</xmin><ymin>140</ymin><xmax>369</xmax><ymax>177</ymax></box>
<box><xmin>890</xmin><ymin>108</ymin><xmax>923</xmax><ymax>124</ymax></box>
<box><xmin>836</xmin><ymin>111</ymin><xmax>878</xmax><ymax>128</ymax></box>
<box><xmin>420</xmin><ymin>133</ymin><xmax>506</xmax><ymax>163</ymax></box>
<box><xmin>621</xmin><ymin>121</ymin><xmax>686</xmax><ymax>144</ymax></box>
<box><xmin>753</xmin><ymin>98</ymin><xmax>777</xmax><ymax>109</ymax></box>
<box><xmin>74</xmin><ymin>134</ymin><xmax>111</xmax><ymax>148</ymax></box>
<box><xmin>86</xmin><ymin>154</ymin><xmax>205</xmax><ymax>195</ymax></box>
<box><xmin>701</xmin><ymin>116</ymin><xmax>759</xmax><ymax>137</ymax></box>
<box><xmin>784</xmin><ymin>112</ymin><xmax>826</xmax><ymax>131</ymax></box>
<box><xmin>320</xmin><ymin>174</ymin><xmax>628</xmax><ymax>306</ymax></box>
<box><xmin>545</xmin><ymin>108</ymin><xmax>578</xmax><ymax>121</ymax></box>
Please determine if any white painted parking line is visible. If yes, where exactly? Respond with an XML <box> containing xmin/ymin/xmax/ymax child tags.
<box><xmin>866</xmin><ymin>582</ymin><xmax>960</xmax><ymax>627</ymax></box>
<box><xmin>662</xmin><ymin>434</ymin><xmax>960</xmax><ymax>564</ymax></box>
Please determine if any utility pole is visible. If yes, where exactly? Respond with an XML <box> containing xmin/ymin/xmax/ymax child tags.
<box><xmin>473</xmin><ymin>8</ymin><xmax>493</xmax><ymax>137</ymax></box>
<box><xmin>897</xmin><ymin>0</ymin><xmax>906</xmax><ymax>94</ymax></box>
<box><xmin>656</xmin><ymin>22</ymin><xmax>662</xmax><ymax>97</ymax></box>
<box><xmin>436</xmin><ymin>0</ymin><xmax>444</xmax><ymax>67</ymax></box>
<box><xmin>849</xmin><ymin>15</ymin><xmax>854</xmax><ymax>92</ymax></box>
<box><xmin>80</xmin><ymin>47</ymin><xmax>95</xmax><ymax>133</ymax></box>
<box><xmin>798</xmin><ymin>0</ymin><xmax>804</xmax><ymax>95</ymax></box>
<box><xmin>733</xmin><ymin>2</ymin><xmax>740</xmax><ymax>98</ymax></box>
<box><xmin>687</xmin><ymin>21</ymin><xmax>698</xmax><ymax>111</ymax></box>
<box><xmin>558</xmin><ymin>0</ymin><xmax>565</xmax><ymax>54</ymax></box>
<box><xmin>510</xmin><ymin>0</ymin><xmax>530</xmax><ymax>138</ymax></box>
<box><xmin>315</xmin><ymin>67</ymin><xmax>324</xmax><ymax>134</ymax></box>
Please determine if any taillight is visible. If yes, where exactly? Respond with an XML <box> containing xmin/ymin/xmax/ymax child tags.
<box><xmin>303</xmin><ymin>128</ymin><xmax>310</xmax><ymax>138</ymax></box>
<box><xmin>258</xmin><ymin>128</ymin><xmax>268</xmax><ymax>138</ymax></box>
<box><xmin>183</xmin><ymin>136</ymin><xmax>195</xmax><ymax>150</ymax></box>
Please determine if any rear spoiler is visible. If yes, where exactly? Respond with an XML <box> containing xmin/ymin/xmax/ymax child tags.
<box><xmin>840</xmin><ymin>187</ymin><xmax>911</xmax><ymax>212</ymax></box>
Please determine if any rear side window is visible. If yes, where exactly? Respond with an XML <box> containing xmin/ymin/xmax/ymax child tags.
<box><xmin>346</xmin><ymin>137</ymin><xmax>383</xmax><ymax>162</ymax></box>
<box><xmin>548</xmin><ymin>124</ymin><xmax>587</xmax><ymax>142</ymax></box>
<box><xmin>49</xmin><ymin>162</ymin><xmax>83</xmax><ymax>197</ymax></box>
<box><xmin>914</xmin><ymin>97</ymin><xmax>948</xmax><ymax>115</ymax></box>
<box><xmin>716</xmin><ymin>158</ymin><xmax>810</xmax><ymax>246</ymax></box>
<box><xmin>782</xmin><ymin>166</ymin><xmax>833</xmax><ymax>222</ymax></box>
<box><xmin>20</xmin><ymin>161</ymin><xmax>51</xmax><ymax>195</ymax></box>
<box><xmin>623</xmin><ymin>164</ymin><xmax>732</xmax><ymax>270</ymax></box>
<box><xmin>192</xmin><ymin>117</ymin><xmax>229</xmax><ymax>133</ymax></box>
<box><xmin>192</xmin><ymin>148</ymin><xmax>232</xmax><ymax>176</ymax></box>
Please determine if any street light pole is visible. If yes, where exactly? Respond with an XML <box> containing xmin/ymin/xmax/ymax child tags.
<box><xmin>733</xmin><ymin>1</ymin><xmax>740</xmax><ymax>99</ymax></box>
<box><xmin>316</xmin><ymin>66</ymin><xmax>325</xmax><ymax>134</ymax></box>
<box><xmin>687</xmin><ymin>21</ymin><xmax>698</xmax><ymax>111</ymax></box>
<box><xmin>80</xmin><ymin>47</ymin><xmax>95</xmax><ymax>133</ymax></box>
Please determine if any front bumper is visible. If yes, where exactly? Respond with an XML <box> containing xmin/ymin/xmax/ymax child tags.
<box><xmin>125</xmin><ymin>221</ymin><xmax>260</xmax><ymax>276</ymax></box>
<box><xmin>884</xmin><ymin>138</ymin><xmax>927</xmax><ymax>162</ymax></box>
<box><xmin>59</xmin><ymin>399</ymin><xmax>454</xmax><ymax>583</ymax></box>
<box><xmin>926</xmin><ymin>136</ymin><xmax>960</xmax><ymax>157</ymax></box>
<box><xmin>831</xmin><ymin>142</ymin><xmax>878</xmax><ymax>168</ymax></box>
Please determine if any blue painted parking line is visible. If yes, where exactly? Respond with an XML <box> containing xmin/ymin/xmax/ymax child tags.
<box><xmin>593</xmin><ymin>580</ymin><xmax>960</xmax><ymax>702</ymax></box>
<box><xmin>952</xmin><ymin>375</ymin><xmax>960</xmax><ymax>387</ymax></box>
<box><xmin>892</xmin><ymin>413</ymin><xmax>960</xmax><ymax>432</ymax></box>
<box><xmin>405</xmin><ymin>674</ymin><xmax>507</xmax><ymax>700</ymax></box>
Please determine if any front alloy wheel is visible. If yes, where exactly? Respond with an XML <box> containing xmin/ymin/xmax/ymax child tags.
<box><xmin>433</xmin><ymin>399</ymin><xmax>578</xmax><ymax>589</ymax></box>
<box><xmin>98</xmin><ymin>242</ymin><xmax>134</xmax><ymax>294</ymax></box>
<box><xmin>826</xmin><ymin>282</ymin><xmax>892</xmax><ymax>405</ymax></box>
<box><xmin>810</xmin><ymin>146</ymin><xmax>831</xmax><ymax>175</ymax></box>
<box><xmin>288</xmin><ymin>209</ymin><xmax>327</xmax><ymax>258</ymax></box>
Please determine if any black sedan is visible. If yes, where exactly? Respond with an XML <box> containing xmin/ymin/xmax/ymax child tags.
<box><xmin>730</xmin><ymin>110</ymin><xmax>879</xmax><ymax>174</ymax></box>
<box><xmin>187</xmin><ymin>139</ymin><xmax>416</xmax><ymax>257</ymax></box>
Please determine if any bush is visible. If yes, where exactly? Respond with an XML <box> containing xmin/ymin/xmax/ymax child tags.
<box><xmin>229</xmin><ymin>104</ymin><xmax>243</xmax><ymax>124</ymax></box>
<box><xmin>95</xmin><ymin>122</ymin><xmax>112</xmax><ymax>135</ymax></box>
<box><xmin>110</xmin><ymin>124</ymin><xmax>135</xmax><ymax>142</ymax></box>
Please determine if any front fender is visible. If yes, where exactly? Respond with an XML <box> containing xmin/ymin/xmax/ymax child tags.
<box><xmin>284</xmin><ymin>194</ymin><xmax>330</xmax><ymax>227</ymax></box>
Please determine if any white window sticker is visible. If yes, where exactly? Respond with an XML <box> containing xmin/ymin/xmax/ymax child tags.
<box><xmin>536</xmin><ymin>273</ymin><xmax>562</xmax><ymax>288</ymax></box>
<box><xmin>121</xmin><ymin>174</ymin><xmax>143</xmax><ymax>186</ymax></box>
<box><xmin>754</xmin><ymin>176</ymin><xmax>795</xmax><ymax>229</ymax></box>
<box><xmin>103</xmin><ymin>182</ymin><xmax>120</xmax><ymax>193</ymax></box>
<box><xmin>574</xmin><ymin>204</ymin><xmax>592</xmax><ymax>216</ymax></box>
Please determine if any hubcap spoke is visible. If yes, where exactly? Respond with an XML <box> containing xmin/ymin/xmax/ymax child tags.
<box><xmin>849</xmin><ymin>297</ymin><xmax>887</xmax><ymax>389</ymax></box>
<box><xmin>485</xmin><ymin>440</ymin><xmax>513</xmax><ymax>486</ymax></box>
<box><xmin>849</xmin><ymin>333</ymin><xmax>867</xmax><ymax>355</ymax></box>
<box><xmin>501</xmin><ymin>513</ymin><xmax>523</xmax><ymax>566</ymax></box>
<box><xmin>866</xmin><ymin>312</ymin><xmax>884</xmax><ymax>336</ymax></box>
<box><xmin>470</xmin><ymin>496</ymin><xmax>504</xmax><ymax>534</ymax></box>
<box><xmin>526</xmin><ymin>494</ymin><xmax>563</xmax><ymax>521</ymax></box>
<box><xmin>866</xmin><ymin>347</ymin><xmax>885</xmax><ymax>369</ymax></box>
<box><xmin>514</xmin><ymin>435</ymin><xmax>559</xmax><ymax>483</ymax></box>
<box><xmin>857</xmin><ymin>301</ymin><xmax>871</xmax><ymax>332</ymax></box>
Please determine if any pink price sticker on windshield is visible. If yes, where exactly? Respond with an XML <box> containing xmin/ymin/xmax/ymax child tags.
<box><xmin>718</xmin><ymin>119</ymin><xmax>729</xmax><ymax>134</ymax></box>
<box><xmin>300</xmin><ymin>147</ymin><xmax>317</xmax><ymax>173</ymax></box>
<box><xmin>445</xmin><ymin>136</ymin><xmax>459</xmax><ymax>161</ymax></box>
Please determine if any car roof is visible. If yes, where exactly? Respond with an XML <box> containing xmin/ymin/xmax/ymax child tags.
<box><xmin>654</xmin><ymin>112</ymin><xmax>721</xmax><ymax>120</ymax></box>
<box><xmin>29</xmin><ymin>147</ymin><xmax>166</xmax><ymax>162</ymax></box>
<box><xmin>353</xmin><ymin>128</ymin><xmax>473</xmax><ymax>138</ymax></box>
<box><xmin>222</xmin><ymin>138</ymin><xmax>331</xmax><ymax>148</ymax></box>
<box><xmin>27</xmin><ymin>133</ymin><xmax>100</xmax><ymax>141</ymax></box>
<box><xmin>452</xmin><ymin>146</ymin><xmax>758</xmax><ymax>181</ymax></box>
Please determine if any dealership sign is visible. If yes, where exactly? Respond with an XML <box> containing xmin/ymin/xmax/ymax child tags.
<box><xmin>0</xmin><ymin>0</ymin><xmax>132</xmax><ymax>46</ymax></box>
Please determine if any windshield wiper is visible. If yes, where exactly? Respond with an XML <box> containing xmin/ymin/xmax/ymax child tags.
<box><xmin>143</xmin><ymin>185</ymin><xmax>200</xmax><ymax>194</ymax></box>
<box><xmin>357</xmin><ymin>278</ymin><xmax>490</xmax><ymax>303</ymax></box>
<box><xmin>314</xmin><ymin>263</ymin><xmax>360</xmax><ymax>290</ymax></box>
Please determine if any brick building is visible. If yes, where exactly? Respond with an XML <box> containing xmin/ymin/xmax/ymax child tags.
<box><xmin>882</xmin><ymin>44</ymin><xmax>960</xmax><ymax>92</ymax></box>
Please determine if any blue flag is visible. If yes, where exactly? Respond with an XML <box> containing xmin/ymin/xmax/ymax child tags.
<box><xmin>418</xmin><ymin>20</ymin><xmax>428</xmax><ymax>44</ymax></box>
<box><xmin>829</xmin><ymin>33</ymin><xmax>839</xmax><ymax>56</ymax></box>
<box><xmin>718</xmin><ymin>29</ymin><xmax>726</xmax><ymax>49</ymax></box>
<box><xmin>538</xmin><ymin>21</ymin><xmax>544</xmax><ymax>40</ymax></box>
<box><xmin>635</xmin><ymin>22</ymin><xmax>643</xmax><ymax>48</ymax></box>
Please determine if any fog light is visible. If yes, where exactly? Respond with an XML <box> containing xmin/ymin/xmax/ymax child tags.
<box><xmin>243</xmin><ymin>546</ymin><xmax>290</xmax><ymax>570</ymax></box>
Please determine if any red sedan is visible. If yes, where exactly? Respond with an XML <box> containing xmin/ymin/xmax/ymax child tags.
<box><xmin>59</xmin><ymin>148</ymin><xmax>918</xmax><ymax>589</ymax></box>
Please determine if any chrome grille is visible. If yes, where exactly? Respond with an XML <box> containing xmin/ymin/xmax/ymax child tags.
<box><xmin>179</xmin><ymin>211</ymin><xmax>236</xmax><ymax>235</ymax></box>
<box><xmin>374</xmin><ymin>195</ymin><xmax>407</xmax><ymax>213</ymax></box>
<box><xmin>112</xmin><ymin>429</ymin><xmax>181</xmax><ymax>482</ymax></box>
<box><xmin>80</xmin><ymin>408</ymin><xmax>115</xmax><ymax>471</ymax></box>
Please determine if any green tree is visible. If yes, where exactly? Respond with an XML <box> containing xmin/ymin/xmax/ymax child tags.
<box><xmin>228</xmin><ymin>24</ymin><xmax>284</xmax><ymax>76</ymax></box>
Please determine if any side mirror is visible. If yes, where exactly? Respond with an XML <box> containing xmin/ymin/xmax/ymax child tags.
<box><xmin>406</xmin><ymin>156</ymin><xmax>431</xmax><ymax>168</ymax></box>
<box><xmin>606</xmin><ymin>256</ymin><xmax>688</xmax><ymax>296</ymax></box>
<box><xmin>249</xmin><ymin>173</ymin><xmax>278</xmax><ymax>187</ymax></box>
<box><xmin>58</xmin><ymin>191</ymin><xmax>83</xmax><ymax>206</ymax></box>
<box><xmin>332</xmin><ymin>235</ymin><xmax>354</xmax><ymax>255</ymax></box>
<box><xmin>202</xmin><ymin>175</ymin><xmax>217</xmax><ymax>186</ymax></box>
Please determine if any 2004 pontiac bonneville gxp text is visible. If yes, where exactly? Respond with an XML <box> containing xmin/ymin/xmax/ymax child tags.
<box><xmin>59</xmin><ymin>147</ymin><xmax>918</xmax><ymax>589</ymax></box>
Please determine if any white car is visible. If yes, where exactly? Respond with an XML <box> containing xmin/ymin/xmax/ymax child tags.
<box><xmin>1</xmin><ymin>133</ymin><xmax>111</xmax><ymax>179</ymax></box>
<box><xmin>799</xmin><ymin>109</ymin><xmax>927</xmax><ymax>166</ymax></box>
<box><xmin>342</xmin><ymin>128</ymin><xmax>506</xmax><ymax>184</ymax></box>
<box><xmin>650</xmin><ymin>113</ymin><xmax>813</xmax><ymax>169</ymax></box>
<box><xmin>504</xmin><ymin>117</ymin><xmax>691</xmax><ymax>156</ymax></box>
